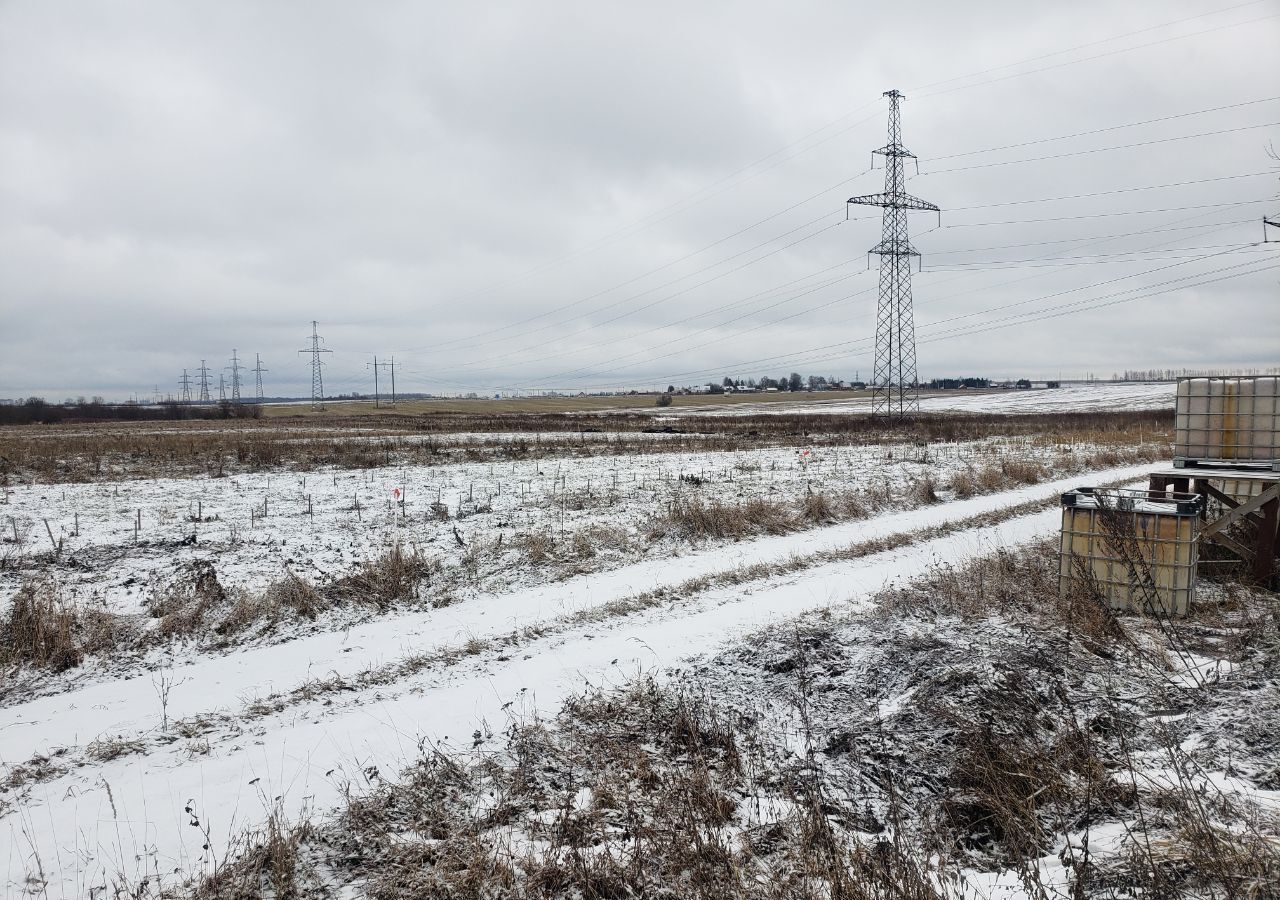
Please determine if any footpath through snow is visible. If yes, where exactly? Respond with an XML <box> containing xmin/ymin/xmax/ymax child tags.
<box><xmin>1</xmin><ymin>463</ymin><xmax>1153</xmax><ymax>897</ymax></box>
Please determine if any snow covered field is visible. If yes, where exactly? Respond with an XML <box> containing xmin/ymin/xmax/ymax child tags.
<box><xmin>0</xmin><ymin>434</ymin><xmax>1121</xmax><ymax>632</ymax></box>
<box><xmin>668</xmin><ymin>381</ymin><xmax>1176</xmax><ymax>417</ymax></box>
<box><xmin>1</xmin><ymin>464</ymin><xmax>1157</xmax><ymax>896</ymax></box>
<box><xmin>0</xmin><ymin>395</ymin><xmax>1221</xmax><ymax>897</ymax></box>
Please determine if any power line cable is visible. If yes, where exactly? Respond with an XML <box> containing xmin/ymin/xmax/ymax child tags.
<box><xmin>403</xmin><ymin>176</ymin><xmax>874</xmax><ymax>355</ymax></box>
<box><xmin>476</xmin><ymin>212</ymin><xmax>1262</xmax><ymax>390</ymax></box>
<box><xmin>928</xmin><ymin>96</ymin><xmax>1279</xmax><ymax>163</ymax></box>
<box><xmin>566</xmin><ymin>242</ymin><xmax>1269</xmax><ymax>389</ymax></box>
<box><xmin>921</xmin><ymin>121</ymin><xmax>1280</xmax><ymax>176</ymax></box>
<box><xmin>904</xmin><ymin>0</ymin><xmax>1269</xmax><ymax>94</ymax></box>
<box><xmin>439</xmin><ymin>214</ymin><xmax>847</xmax><ymax>374</ymax></box>
<box><xmin>911</xmin><ymin>8</ymin><xmax>1280</xmax><ymax>101</ymax></box>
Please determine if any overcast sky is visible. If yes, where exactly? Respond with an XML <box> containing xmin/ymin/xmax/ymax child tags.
<box><xmin>1</xmin><ymin>0</ymin><xmax>1278</xmax><ymax>401</ymax></box>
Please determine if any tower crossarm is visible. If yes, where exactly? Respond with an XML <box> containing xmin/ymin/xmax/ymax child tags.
<box><xmin>847</xmin><ymin>192</ymin><xmax>939</xmax><ymax>212</ymax></box>
<box><xmin>868</xmin><ymin>238</ymin><xmax>922</xmax><ymax>257</ymax></box>
<box><xmin>1265</xmin><ymin>214</ymin><xmax>1280</xmax><ymax>242</ymax></box>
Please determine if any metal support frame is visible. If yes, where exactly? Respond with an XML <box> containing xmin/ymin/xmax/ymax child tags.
<box><xmin>1150</xmin><ymin>472</ymin><xmax>1280</xmax><ymax>585</ymax></box>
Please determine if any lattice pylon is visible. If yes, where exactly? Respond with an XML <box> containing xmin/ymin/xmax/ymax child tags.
<box><xmin>848</xmin><ymin>90</ymin><xmax>939</xmax><ymax>420</ymax></box>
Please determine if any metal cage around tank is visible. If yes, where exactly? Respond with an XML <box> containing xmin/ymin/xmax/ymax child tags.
<box><xmin>1174</xmin><ymin>376</ymin><xmax>1280</xmax><ymax>470</ymax></box>
<box><xmin>1058</xmin><ymin>487</ymin><xmax>1203</xmax><ymax>617</ymax></box>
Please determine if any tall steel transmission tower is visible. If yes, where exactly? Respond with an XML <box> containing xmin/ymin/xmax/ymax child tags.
<box><xmin>197</xmin><ymin>360</ymin><xmax>212</xmax><ymax>404</ymax></box>
<box><xmin>298</xmin><ymin>321</ymin><xmax>332</xmax><ymax>410</ymax></box>
<box><xmin>218</xmin><ymin>373</ymin><xmax>227</xmax><ymax>402</ymax></box>
<box><xmin>227</xmin><ymin>349</ymin><xmax>245</xmax><ymax>403</ymax></box>
<box><xmin>252</xmin><ymin>353</ymin><xmax>269</xmax><ymax>402</ymax></box>
<box><xmin>847</xmin><ymin>90</ymin><xmax>940</xmax><ymax>419</ymax></box>
<box><xmin>179</xmin><ymin>369</ymin><xmax>193</xmax><ymax>405</ymax></box>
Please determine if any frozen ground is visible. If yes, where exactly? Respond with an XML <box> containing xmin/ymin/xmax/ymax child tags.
<box><xmin>0</xmin><ymin>463</ymin><xmax>1158</xmax><ymax>896</ymax></box>
<box><xmin>667</xmin><ymin>381</ymin><xmax>1175</xmax><ymax>417</ymax></box>
<box><xmin>0</xmin><ymin>434</ymin><xmax>1108</xmax><ymax>630</ymax></box>
<box><xmin>0</xmin><ymin>397</ymin><xmax>1175</xmax><ymax>895</ymax></box>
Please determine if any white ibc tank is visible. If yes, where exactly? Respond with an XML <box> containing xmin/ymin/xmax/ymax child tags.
<box><xmin>1174</xmin><ymin>376</ymin><xmax>1280</xmax><ymax>467</ymax></box>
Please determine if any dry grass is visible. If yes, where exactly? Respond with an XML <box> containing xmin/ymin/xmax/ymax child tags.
<box><xmin>799</xmin><ymin>488</ymin><xmax>837</xmax><ymax>523</ymax></box>
<box><xmin>196</xmin><ymin>678</ymin><xmax>956</xmax><ymax>900</ymax></box>
<box><xmin>878</xmin><ymin>540</ymin><xmax>1129</xmax><ymax>648</ymax></box>
<box><xmin>191</xmin><ymin>807</ymin><xmax>316</xmax><ymax>900</ymax></box>
<box><xmin>2</xmin><ymin>577</ymin><xmax>130</xmax><ymax>673</ymax></box>
<box><xmin>85</xmin><ymin>735</ymin><xmax>147</xmax><ymax>762</ymax></box>
<box><xmin>2</xmin><ymin>578</ymin><xmax>82</xmax><ymax>671</ymax></box>
<box><xmin>188</xmin><ymin>533</ymin><xmax>1278</xmax><ymax>900</ymax></box>
<box><xmin>515</xmin><ymin>530</ymin><xmax>556</xmax><ymax>565</ymax></box>
<box><xmin>266</xmin><ymin>388</ymin><xmax>877</xmax><ymax>417</ymax></box>
<box><xmin>0</xmin><ymin>408</ymin><xmax>1172</xmax><ymax>484</ymax></box>
<box><xmin>150</xmin><ymin>561</ymin><xmax>228</xmax><ymax>639</ymax></box>
<box><xmin>912</xmin><ymin>473</ymin><xmax>940</xmax><ymax>505</ymax></box>
<box><xmin>1</xmin><ymin>545</ymin><xmax>440</xmax><ymax>675</ymax></box>
<box><xmin>657</xmin><ymin>496</ymin><xmax>796</xmax><ymax>540</ymax></box>
<box><xmin>326</xmin><ymin>542</ymin><xmax>436</xmax><ymax>609</ymax></box>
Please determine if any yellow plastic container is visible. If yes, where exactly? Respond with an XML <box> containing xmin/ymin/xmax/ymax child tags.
<box><xmin>1058</xmin><ymin>488</ymin><xmax>1201</xmax><ymax>617</ymax></box>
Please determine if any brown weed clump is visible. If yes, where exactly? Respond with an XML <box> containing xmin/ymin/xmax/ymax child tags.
<box><xmin>800</xmin><ymin>489</ymin><xmax>836</xmax><ymax>523</ymax></box>
<box><xmin>326</xmin><ymin>543</ymin><xmax>436</xmax><ymax>609</ymax></box>
<box><xmin>880</xmin><ymin>540</ymin><xmax>1126</xmax><ymax>647</ymax></box>
<box><xmin>657</xmin><ymin>497</ymin><xmax>794</xmax><ymax>541</ymax></box>
<box><xmin>150</xmin><ymin>561</ymin><xmax>228</xmax><ymax>639</ymax></box>
<box><xmin>2</xmin><ymin>577</ymin><xmax>128</xmax><ymax>675</ymax></box>
<box><xmin>912</xmin><ymin>473</ymin><xmax>940</xmax><ymax>505</ymax></box>
<box><xmin>192</xmin><ymin>807</ymin><xmax>317</xmax><ymax>900</ymax></box>
<box><xmin>2</xmin><ymin>578</ymin><xmax>82</xmax><ymax>671</ymax></box>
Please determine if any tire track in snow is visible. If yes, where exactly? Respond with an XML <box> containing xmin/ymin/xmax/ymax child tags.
<box><xmin>2</xmin><ymin>463</ymin><xmax>1153</xmax><ymax>896</ymax></box>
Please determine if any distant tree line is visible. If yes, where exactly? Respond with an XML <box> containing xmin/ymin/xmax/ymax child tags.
<box><xmin>0</xmin><ymin>397</ymin><xmax>262</xmax><ymax>425</ymax></box>
<box><xmin>1117</xmin><ymin>367</ymin><xmax>1280</xmax><ymax>381</ymax></box>
<box><xmin>696</xmin><ymin>373</ymin><xmax>859</xmax><ymax>394</ymax></box>
<box><xmin>926</xmin><ymin>377</ymin><xmax>991</xmax><ymax>389</ymax></box>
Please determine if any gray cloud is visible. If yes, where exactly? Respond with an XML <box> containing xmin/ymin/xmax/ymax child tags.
<box><xmin>2</xmin><ymin>0</ymin><xmax>1277</xmax><ymax>400</ymax></box>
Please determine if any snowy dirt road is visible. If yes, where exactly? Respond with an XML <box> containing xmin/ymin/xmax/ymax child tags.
<box><xmin>0</xmin><ymin>463</ymin><xmax>1154</xmax><ymax>897</ymax></box>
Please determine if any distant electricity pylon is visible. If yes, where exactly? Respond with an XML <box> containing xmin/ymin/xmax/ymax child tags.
<box><xmin>179</xmin><ymin>369</ymin><xmax>193</xmax><ymax>405</ymax></box>
<box><xmin>298</xmin><ymin>321</ymin><xmax>332</xmax><ymax>410</ymax></box>
<box><xmin>252</xmin><ymin>353</ymin><xmax>268</xmax><ymax>402</ymax></box>
<box><xmin>227</xmin><ymin>349</ymin><xmax>245</xmax><ymax>404</ymax></box>
<box><xmin>197</xmin><ymin>359</ymin><xmax>212</xmax><ymax>404</ymax></box>
<box><xmin>847</xmin><ymin>90</ymin><xmax>940</xmax><ymax>420</ymax></box>
<box><xmin>218</xmin><ymin>373</ymin><xmax>227</xmax><ymax>402</ymax></box>
<box><xmin>369</xmin><ymin>356</ymin><xmax>398</xmax><ymax>407</ymax></box>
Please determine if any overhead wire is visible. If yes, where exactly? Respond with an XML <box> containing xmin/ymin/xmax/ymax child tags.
<box><xmin>575</xmin><ymin>246</ymin><xmax>1275</xmax><ymax>389</ymax></box>
<box><xmin>278</xmin><ymin>2</ymin><xmax>1279</xmax><ymax>395</ymax></box>
<box><xmin>545</xmin><ymin>215</ymin><xmax>1268</xmax><ymax>390</ymax></box>
<box><xmin>910</xmin><ymin>7</ymin><xmax>1280</xmax><ymax>101</ymax></box>
<box><xmin>927</xmin><ymin>96</ymin><xmax>1280</xmax><ymax>163</ymax></box>
<box><xmin>395</xmin><ymin>59</ymin><xmax>1279</xmax><ymax>363</ymax></box>
<box><xmin>920</xmin><ymin>121</ymin><xmax>1280</xmax><ymax>176</ymax></box>
<box><xmin>461</xmin><ymin>209</ymin><xmax>1261</xmax><ymax>392</ymax></box>
<box><xmin>903</xmin><ymin>0</ymin><xmax>1270</xmax><ymax>95</ymax></box>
